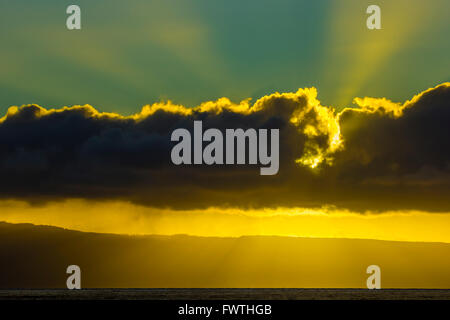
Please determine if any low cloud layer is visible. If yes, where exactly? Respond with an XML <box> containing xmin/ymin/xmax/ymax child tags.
<box><xmin>0</xmin><ymin>83</ymin><xmax>449</xmax><ymax>211</ymax></box>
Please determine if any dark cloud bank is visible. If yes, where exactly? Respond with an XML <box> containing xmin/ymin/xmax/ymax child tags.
<box><xmin>0</xmin><ymin>83</ymin><xmax>449</xmax><ymax>211</ymax></box>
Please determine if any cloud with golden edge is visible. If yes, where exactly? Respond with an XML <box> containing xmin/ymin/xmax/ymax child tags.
<box><xmin>0</xmin><ymin>83</ymin><xmax>448</xmax><ymax>212</ymax></box>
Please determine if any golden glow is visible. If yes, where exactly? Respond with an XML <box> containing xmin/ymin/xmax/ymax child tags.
<box><xmin>347</xmin><ymin>82</ymin><xmax>450</xmax><ymax>117</ymax></box>
<box><xmin>352</xmin><ymin>96</ymin><xmax>404</xmax><ymax>117</ymax></box>
<box><xmin>0</xmin><ymin>199</ymin><xmax>449</xmax><ymax>243</ymax></box>
<box><xmin>287</xmin><ymin>87</ymin><xmax>343</xmax><ymax>168</ymax></box>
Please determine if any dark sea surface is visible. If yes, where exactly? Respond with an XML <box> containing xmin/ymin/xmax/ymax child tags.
<box><xmin>0</xmin><ymin>289</ymin><xmax>449</xmax><ymax>300</ymax></box>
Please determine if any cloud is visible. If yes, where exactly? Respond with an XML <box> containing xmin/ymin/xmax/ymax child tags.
<box><xmin>0</xmin><ymin>83</ymin><xmax>448</xmax><ymax>211</ymax></box>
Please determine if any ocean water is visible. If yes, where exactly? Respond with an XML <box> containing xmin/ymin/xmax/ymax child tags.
<box><xmin>0</xmin><ymin>289</ymin><xmax>449</xmax><ymax>300</ymax></box>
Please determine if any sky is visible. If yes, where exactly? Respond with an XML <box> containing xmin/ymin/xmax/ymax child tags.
<box><xmin>0</xmin><ymin>0</ymin><xmax>448</xmax><ymax>114</ymax></box>
<box><xmin>0</xmin><ymin>0</ymin><xmax>449</xmax><ymax>289</ymax></box>
<box><xmin>0</xmin><ymin>0</ymin><xmax>449</xmax><ymax>235</ymax></box>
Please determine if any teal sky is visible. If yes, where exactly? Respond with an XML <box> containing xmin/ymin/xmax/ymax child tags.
<box><xmin>0</xmin><ymin>0</ymin><xmax>448</xmax><ymax>115</ymax></box>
